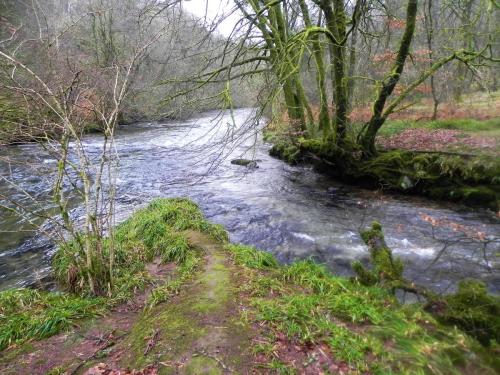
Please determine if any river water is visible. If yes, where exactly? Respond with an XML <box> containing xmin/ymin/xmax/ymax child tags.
<box><xmin>1</xmin><ymin>109</ymin><xmax>499</xmax><ymax>294</ymax></box>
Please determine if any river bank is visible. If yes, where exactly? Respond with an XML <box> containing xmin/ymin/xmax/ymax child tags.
<box><xmin>1</xmin><ymin>109</ymin><xmax>499</xmax><ymax>296</ymax></box>
<box><xmin>1</xmin><ymin>198</ymin><xmax>498</xmax><ymax>374</ymax></box>
<box><xmin>265</xmin><ymin>121</ymin><xmax>500</xmax><ymax>211</ymax></box>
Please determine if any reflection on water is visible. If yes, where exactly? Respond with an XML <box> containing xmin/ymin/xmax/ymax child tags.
<box><xmin>1</xmin><ymin>109</ymin><xmax>499</xmax><ymax>293</ymax></box>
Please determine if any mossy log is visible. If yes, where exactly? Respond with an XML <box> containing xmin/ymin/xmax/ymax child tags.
<box><xmin>355</xmin><ymin>221</ymin><xmax>435</xmax><ymax>300</ymax></box>
<box><xmin>357</xmin><ymin>221</ymin><xmax>500</xmax><ymax>347</ymax></box>
<box><xmin>231</xmin><ymin>159</ymin><xmax>259</xmax><ymax>168</ymax></box>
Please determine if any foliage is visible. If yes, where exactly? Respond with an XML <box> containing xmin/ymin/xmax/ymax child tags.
<box><xmin>433</xmin><ymin>279</ymin><xmax>500</xmax><ymax>347</ymax></box>
<box><xmin>53</xmin><ymin>198</ymin><xmax>227</xmax><ymax>299</ymax></box>
<box><xmin>1</xmin><ymin>198</ymin><xmax>225</xmax><ymax>351</ymax></box>
<box><xmin>239</xmin><ymin>251</ymin><xmax>499</xmax><ymax>373</ymax></box>
<box><xmin>0</xmin><ymin>288</ymin><xmax>104</xmax><ymax>351</ymax></box>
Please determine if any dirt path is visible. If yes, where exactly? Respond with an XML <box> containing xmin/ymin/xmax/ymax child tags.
<box><xmin>108</xmin><ymin>231</ymin><xmax>253</xmax><ymax>374</ymax></box>
<box><xmin>0</xmin><ymin>232</ymin><xmax>254</xmax><ymax>375</ymax></box>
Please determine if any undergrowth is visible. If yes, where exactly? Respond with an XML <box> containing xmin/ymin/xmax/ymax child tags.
<box><xmin>53</xmin><ymin>197</ymin><xmax>227</xmax><ymax>300</ymax></box>
<box><xmin>1</xmin><ymin>198</ymin><xmax>499</xmax><ymax>375</ymax></box>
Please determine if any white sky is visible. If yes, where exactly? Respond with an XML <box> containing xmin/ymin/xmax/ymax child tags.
<box><xmin>182</xmin><ymin>0</ymin><xmax>242</xmax><ymax>36</ymax></box>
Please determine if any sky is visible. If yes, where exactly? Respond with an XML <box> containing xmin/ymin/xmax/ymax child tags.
<box><xmin>182</xmin><ymin>0</ymin><xmax>242</xmax><ymax>36</ymax></box>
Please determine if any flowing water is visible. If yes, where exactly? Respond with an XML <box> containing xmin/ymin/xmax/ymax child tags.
<box><xmin>1</xmin><ymin>109</ymin><xmax>499</xmax><ymax>294</ymax></box>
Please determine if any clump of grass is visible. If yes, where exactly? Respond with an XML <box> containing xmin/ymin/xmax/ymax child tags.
<box><xmin>53</xmin><ymin>198</ymin><xmax>226</xmax><ymax>299</ymax></box>
<box><xmin>0</xmin><ymin>288</ymin><xmax>104</xmax><ymax>351</ymax></box>
<box><xmin>226</xmin><ymin>243</ymin><xmax>278</xmax><ymax>269</ymax></box>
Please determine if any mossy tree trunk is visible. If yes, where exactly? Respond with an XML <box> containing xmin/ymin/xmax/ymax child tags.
<box><xmin>298</xmin><ymin>0</ymin><xmax>331</xmax><ymax>137</ymax></box>
<box><xmin>321</xmin><ymin>0</ymin><xmax>349</xmax><ymax>143</ymax></box>
<box><xmin>359</xmin><ymin>0</ymin><xmax>418</xmax><ymax>156</ymax></box>
<box><xmin>424</xmin><ymin>0</ymin><xmax>439</xmax><ymax>120</ymax></box>
<box><xmin>241</xmin><ymin>0</ymin><xmax>311</xmax><ymax>132</ymax></box>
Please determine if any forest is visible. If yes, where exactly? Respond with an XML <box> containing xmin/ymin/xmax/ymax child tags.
<box><xmin>0</xmin><ymin>0</ymin><xmax>499</xmax><ymax>373</ymax></box>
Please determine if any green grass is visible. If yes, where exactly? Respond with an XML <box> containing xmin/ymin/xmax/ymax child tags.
<box><xmin>226</xmin><ymin>243</ymin><xmax>279</xmax><ymax>269</ymax></box>
<box><xmin>1</xmin><ymin>198</ymin><xmax>227</xmax><ymax>351</ymax></box>
<box><xmin>237</xmin><ymin>251</ymin><xmax>500</xmax><ymax>373</ymax></box>
<box><xmin>1</xmin><ymin>198</ymin><xmax>499</xmax><ymax>374</ymax></box>
<box><xmin>376</xmin><ymin>118</ymin><xmax>500</xmax><ymax>138</ymax></box>
<box><xmin>53</xmin><ymin>198</ymin><xmax>228</xmax><ymax>300</ymax></box>
<box><xmin>0</xmin><ymin>288</ymin><xmax>105</xmax><ymax>351</ymax></box>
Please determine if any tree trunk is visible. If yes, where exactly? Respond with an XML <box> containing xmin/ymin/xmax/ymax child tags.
<box><xmin>321</xmin><ymin>0</ymin><xmax>348</xmax><ymax>143</ymax></box>
<box><xmin>424</xmin><ymin>0</ymin><xmax>439</xmax><ymax>120</ymax></box>
<box><xmin>298</xmin><ymin>0</ymin><xmax>331</xmax><ymax>137</ymax></box>
<box><xmin>347</xmin><ymin>25</ymin><xmax>358</xmax><ymax>112</ymax></box>
<box><xmin>360</xmin><ymin>0</ymin><xmax>418</xmax><ymax>156</ymax></box>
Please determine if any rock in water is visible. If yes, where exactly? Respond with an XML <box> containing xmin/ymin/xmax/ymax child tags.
<box><xmin>231</xmin><ymin>159</ymin><xmax>259</xmax><ymax>168</ymax></box>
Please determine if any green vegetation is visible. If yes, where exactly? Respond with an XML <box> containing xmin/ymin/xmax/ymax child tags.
<box><xmin>266</xmin><ymin>124</ymin><xmax>500</xmax><ymax>210</ymax></box>
<box><xmin>0</xmin><ymin>288</ymin><xmax>105</xmax><ymax>351</ymax></box>
<box><xmin>232</xmin><ymin>243</ymin><xmax>499</xmax><ymax>373</ymax></box>
<box><xmin>376</xmin><ymin>118</ymin><xmax>500</xmax><ymax>138</ymax></box>
<box><xmin>1</xmin><ymin>199</ymin><xmax>498</xmax><ymax>374</ymax></box>
<box><xmin>437</xmin><ymin>279</ymin><xmax>500</xmax><ymax>347</ymax></box>
<box><xmin>53</xmin><ymin>198</ymin><xmax>227</xmax><ymax>300</ymax></box>
<box><xmin>0</xmin><ymin>198</ymin><xmax>226</xmax><ymax>352</ymax></box>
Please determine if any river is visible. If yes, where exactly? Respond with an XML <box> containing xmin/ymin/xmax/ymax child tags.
<box><xmin>1</xmin><ymin>109</ymin><xmax>499</xmax><ymax>294</ymax></box>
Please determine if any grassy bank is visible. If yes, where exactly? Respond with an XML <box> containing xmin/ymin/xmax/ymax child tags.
<box><xmin>265</xmin><ymin>118</ymin><xmax>500</xmax><ymax>210</ymax></box>
<box><xmin>1</xmin><ymin>199</ymin><xmax>499</xmax><ymax>374</ymax></box>
<box><xmin>377</xmin><ymin>117</ymin><xmax>500</xmax><ymax>139</ymax></box>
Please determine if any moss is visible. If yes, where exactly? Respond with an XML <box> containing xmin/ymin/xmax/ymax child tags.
<box><xmin>53</xmin><ymin>198</ymin><xmax>226</xmax><ymax>299</ymax></box>
<box><xmin>358</xmin><ymin>222</ymin><xmax>499</xmax><ymax>353</ymax></box>
<box><xmin>433</xmin><ymin>280</ymin><xmax>500</xmax><ymax>347</ymax></box>
<box><xmin>2</xmin><ymin>199</ymin><xmax>499</xmax><ymax>374</ymax></box>
<box><xmin>237</xmin><ymin>242</ymin><xmax>497</xmax><ymax>373</ymax></box>
<box><xmin>460</xmin><ymin>186</ymin><xmax>498</xmax><ymax>206</ymax></box>
<box><xmin>192</xmin><ymin>255</ymin><xmax>231</xmax><ymax>313</ymax></box>
<box><xmin>1</xmin><ymin>198</ymin><xmax>225</xmax><ymax>352</ymax></box>
<box><xmin>269</xmin><ymin>138</ymin><xmax>302</xmax><ymax>164</ymax></box>
<box><xmin>356</xmin><ymin>221</ymin><xmax>404</xmax><ymax>286</ymax></box>
<box><xmin>183</xmin><ymin>356</ymin><xmax>222</xmax><ymax>374</ymax></box>
<box><xmin>230</xmin><ymin>158</ymin><xmax>258</xmax><ymax>167</ymax></box>
<box><xmin>267</xmin><ymin>128</ymin><xmax>500</xmax><ymax>209</ymax></box>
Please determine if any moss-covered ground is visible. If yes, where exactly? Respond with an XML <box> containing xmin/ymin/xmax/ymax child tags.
<box><xmin>0</xmin><ymin>199</ymin><xmax>499</xmax><ymax>374</ymax></box>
